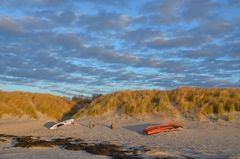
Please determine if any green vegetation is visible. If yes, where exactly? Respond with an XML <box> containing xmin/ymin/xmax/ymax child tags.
<box><xmin>0</xmin><ymin>87</ymin><xmax>240</xmax><ymax>120</ymax></box>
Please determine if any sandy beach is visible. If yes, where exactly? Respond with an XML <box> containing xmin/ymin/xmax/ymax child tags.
<box><xmin>0</xmin><ymin>115</ymin><xmax>240</xmax><ymax>159</ymax></box>
<box><xmin>1</xmin><ymin>0</ymin><xmax>240</xmax><ymax>158</ymax></box>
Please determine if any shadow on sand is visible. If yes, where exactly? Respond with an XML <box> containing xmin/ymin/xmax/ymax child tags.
<box><xmin>124</xmin><ymin>123</ymin><xmax>157</xmax><ymax>134</ymax></box>
<box><xmin>43</xmin><ymin>104</ymin><xmax>80</xmax><ymax>129</ymax></box>
<box><xmin>43</xmin><ymin>121</ymin><xmax>56</xmax><ymax>129</ymax></box>
<box><xmin>61</xmin><ymin>104</ymin><xmax>80</xmax><ymax>121</ymax></box>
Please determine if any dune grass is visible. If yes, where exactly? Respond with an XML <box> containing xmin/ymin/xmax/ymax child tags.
<box><xmin>73</xmin><ymin>90</ymin><xmax>178</xmax><ymax>117</ymax></box>
<box><xmin>73</xmin><ymin>87</ymin><xmax>240</xmax><ymax>120</ymax></box>
<box><xmin>0</xmin><ymin>87</ymin><xmax>240</xmax><ymax>120</ymax></box>
<box><xmin>0</xmin><ymin>91</ymin><xmax>76</xmax><ymax>119</ymax></box>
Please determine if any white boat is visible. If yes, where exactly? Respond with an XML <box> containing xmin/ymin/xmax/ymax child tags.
<box><xmin>49</xmin><ymin>119</ymin><xmax>75</xmax><ymax>130</ymax></box>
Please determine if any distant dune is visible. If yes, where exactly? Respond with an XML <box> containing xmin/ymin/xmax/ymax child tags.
<box><xmin>0</xmin><ymin>87</ymin><xmax>240</xmax><ymax>120</ymax></box>
<box><xmin>0</xmin><ymin>91</ymin><xmax>76</xmax><ymax>119</ymax></box>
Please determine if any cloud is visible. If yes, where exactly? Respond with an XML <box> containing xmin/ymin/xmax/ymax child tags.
<box><xmin>0</xmin><ymin>16</ymin><xmax>24</xmax><ymax>36</ymax></box>
<box><xmin>0</xmin><ymin>0</ymin><xmax>239</xmax><ymax>96</ymax></box>
<box><xmin>77</xmin><ymin>11</ymin><xmax>130</xmax><ymax>32</ymax></box>
<box><xmin>187</xmin><ymin>17</ymin><xmax>232</xmax><ymax>37</ymax></box>
<box><xmin>120</xmin><ymin>28</ymin><xmax>162</xmax><ymax>47</ymax></box>
<box><xmin>77</xmin><ymin>0</ymin><xmax>129</xmax><ymax>7</ymax></box>
<box><xmin>182</xmin><ymin>0</ymin><xmax>220</xmax><ymax>20</ymax></box>
<box><xmin>34</xmin><ymin>10</ymin><xmax>76</xmax><ymax>25</ymax></box>
<box><xmin>5</xmin><ymin>0</ymin><xmax>69</xmax><ymax>8</ymax></box>
<box><xmin>145</xmin><ymin>36</ymin><xmax>210</xmax><ymax>50</ymax></box>
<box><xmin>141</xmin><ymin>0</ymin><xmax>183</xmax><ymax>23</ymax></box>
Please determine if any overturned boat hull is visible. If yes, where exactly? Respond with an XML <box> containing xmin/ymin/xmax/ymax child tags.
<box><xmin>49</xmin><ymin>119</ymin><xmax>75</xmax><ymax>130</ymax></box>
<box><xmin>143</xmin><ymin>122</ymin><xmax>183</xmax><ymax>135</ymax></box>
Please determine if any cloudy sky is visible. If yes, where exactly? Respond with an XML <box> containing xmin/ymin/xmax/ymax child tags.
<box><xmin>0</xmin><ymin>0</ymin><xmax>239</xmax><ymax>96</ymax></box>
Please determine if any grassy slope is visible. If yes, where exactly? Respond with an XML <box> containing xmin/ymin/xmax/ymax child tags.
<box><xmin>74</xmin><ymin>87</ymin><xmax>240</xmax><ymax>120</ymax></box>
<box><xmin>0</xmin><ymin>91</ymin><xmax>76</xmax><ymax>119</ymax></box>
<box><xmin>0</xmin><ymin>87</ymin><xmax>240</xmax><ymax>120</ymax></box>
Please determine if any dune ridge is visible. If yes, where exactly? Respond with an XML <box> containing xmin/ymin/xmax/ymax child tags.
<box><xmin>0</xmin><ymin>91</ymin><xmax>75</xmax><ymax>119</ymax></box>
<box><xmin>0</xmin><ymin>87</ymin><xmax>240</xmax><ymax>120</ymax></box>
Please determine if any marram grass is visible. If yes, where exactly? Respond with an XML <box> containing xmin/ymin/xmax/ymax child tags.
<box><xmin>0</xmin><ymin>87</ymin><xmax>240</xmax><ymax>120</ymax></box>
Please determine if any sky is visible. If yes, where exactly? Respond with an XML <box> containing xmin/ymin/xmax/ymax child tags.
<box><xmin>0</xmin><ymin>0</ymin><xmax>239</xmax><ymax>96</ymax></box>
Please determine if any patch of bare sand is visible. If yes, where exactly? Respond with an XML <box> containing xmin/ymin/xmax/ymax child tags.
<box><xmin>0</xmin><ymin>114</ymin><xmax>240</xmax><ymax>158</ymax></box>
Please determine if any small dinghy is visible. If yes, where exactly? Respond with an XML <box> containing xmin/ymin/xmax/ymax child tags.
<box><xmin>49</xmin><ymin>119</ymin><xmax>75</xmax><ymax>130</ymax></box>
<box><xmin>143</xmin><ymin>122</ymin><xmax>183</xmax><ymax>135</ymax></box>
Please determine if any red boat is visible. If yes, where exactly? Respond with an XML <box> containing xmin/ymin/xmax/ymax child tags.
<box><xmin>143</xmin><ymin>122</ymin><xmax>183</xmax><ymax>135</ymax></box>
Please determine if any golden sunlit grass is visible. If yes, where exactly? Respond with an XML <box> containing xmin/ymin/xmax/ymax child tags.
<box><xmin>74</xmin><ymin>90</ymin><xmax>179</xmax><ymax>118</ymax></box>
<box><xmin>0</xmin><ymin>91</ymin><xmax>76</xmax><ymax>119</ymax></box>
<box><xmin>0</xmin><ymin>87</ymin><xmax>240</xmax><ymax>120</ymax></box>
<box><xmin>74</xmin><ymin>87</ymin><xmax>240</xmax><ymax>120</ymax></box>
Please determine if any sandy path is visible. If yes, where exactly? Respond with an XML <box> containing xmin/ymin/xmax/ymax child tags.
<box><xmin>0</xmin><ymin>116</ymin><xmax>240</xmax><ymax>158</ymax></box>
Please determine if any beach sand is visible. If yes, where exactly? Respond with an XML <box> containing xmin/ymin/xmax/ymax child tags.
<box><xmin>0</xmin><ymin>115</ymin><xmax>240</xmax><ymax>159</ymax></box>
